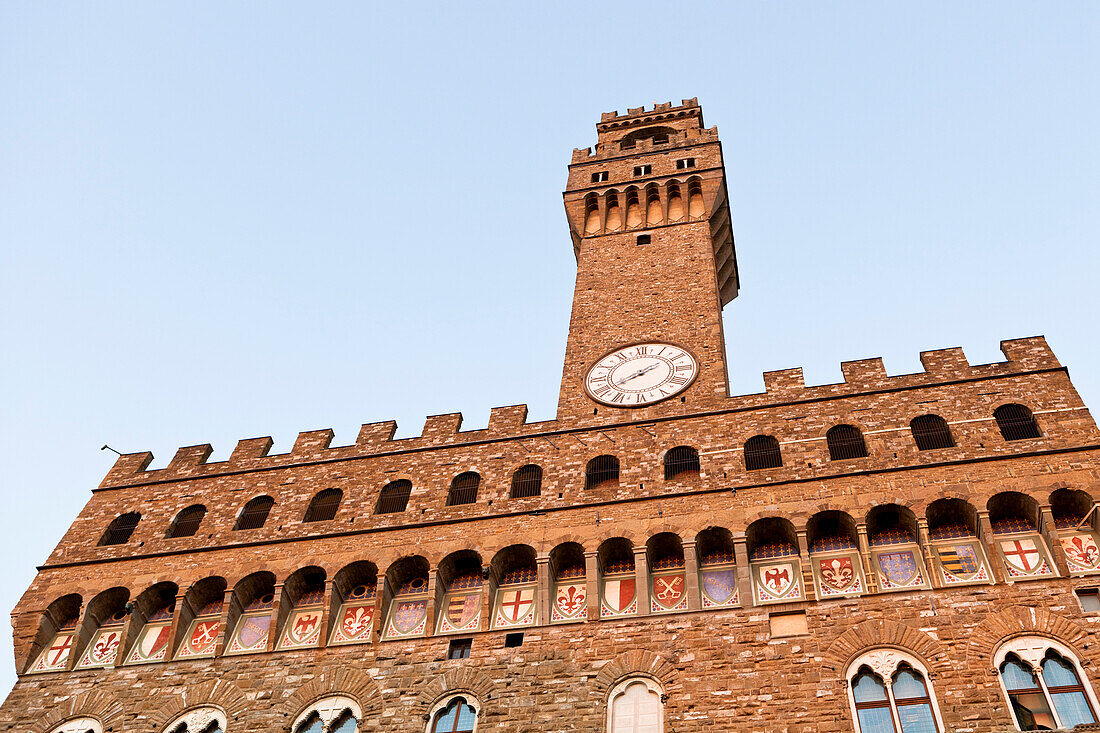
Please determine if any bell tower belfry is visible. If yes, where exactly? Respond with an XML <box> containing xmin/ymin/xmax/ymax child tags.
<box><xmin>557</xmin><ymin>99</ymin><xmax>739</xmax><ymax>424</ymax></box>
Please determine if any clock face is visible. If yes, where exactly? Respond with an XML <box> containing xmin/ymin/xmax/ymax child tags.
<box><xmin>584</xmin><ymin>343</ymin><xmax>699</xmax><ymax>407</ymax></box>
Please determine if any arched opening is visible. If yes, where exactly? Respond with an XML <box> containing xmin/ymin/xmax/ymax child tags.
<box><xmin>747</xmin><ymin>517</ymin><xmax>802</xmax><ymax>603</ymax></box>
<box><xmin>687</xmin><ymin>178</ymin><xmax>704</xmax><ymax>217</ymax></box>
<box><xmin>490</xmin><ymin>544</ymin><xmax>538</xmax><ymax>628</ymax></box>
<box><xmin>224</xmin><ymin>571</ymin><xmax>276</xmax><ymax>655</ymax></box>
<box><xmin>584</xmin><ymin>193</ymin><xmax>601</xmax><ymax>235</ymax></box>
<box><xmin>276</xmin><ymin>567</ymin><xmax>326</xmax><ymax>650</ymax></box>
<box><xmin>74</xmin><ymin>587</ymin><xmax>129</xmax><ymax>670</ymax></box>
<box><xmin>696</xmin><ymin>527</ymin><xmax>737</xmax><ymax>607</ymax></box>
<box><xmin>509</xmin><ymin>464</ymin><xmax>543</xmax><ymax>499</ymax></box>
<box><xmin>585</xmin><ymin>455</ymin><xmax>619</xmax><ymax>490</ymax></box>
<box><xmin>910</xmin><ymin>414</ymin><xmax>955</xmax><ymax>451</ymax></box>
<box><xmin>994</xmin><ymin>403</ymin><xmax>1041</xmax><ymax>441</ymax></box>
<box><xmin>428</xmin><ymin>696</ymin><xmax>478</xmax><ymax>733</ymax></box>
<box><xmin>329</xmin><ymin>560</ymin><xmax>378</xmax><ymax>646</ymax></box>
<box><xmin>647</xmin><ymin>532</ymin><xmax>687</xmax><ymax>613</ymax></box>
<box><xmin>926</xmin><ymin>498</ymin><xmax>979</xmax><ymax>540</ymax></box>
<box><xmin>376</xmin><ymin>479</ymin><xmax>412</xmax><ymax>514</ymax></box>
<box><xmin>663</xmin><ymin>446</ymin><xmax>700</xmax><ymax>481</ymax></box>
<box><xmin>988</xmin><ymin>491</ymin><xmax>1041</xmax><ymax>535</ymax></box>
<box><xmin>304</xmin><ymin>488</ymin><xmax>342</xmax><ymax>523</ymax></box>
<box><xmin>624</xmin><ymin>187</ymin><xmax>642</xmax><ymax>227</ymax></box>
<box><xmin>174</xmin><ymin>576</ymin><xmax>226</xmax><ymax>660</ymax></box>
<box><xmin>604</xmin><ymin>191</ymin><xmax>623</xmax><ymax>231</ymax></box>
<box><xmin>234</xmin><ymin>495</ymin><xmax>274</xmax><ymax>531</ymax></box>
<box><xmin>607</xmin><ymin>677</ymin><xmax>664</xmax><ymax>733</ymax></box>
<box><xmin>744</xmin><ymin>435</ymin><xmax>782</xmax><ymax>470</ymax></box>
<box><xmin>620</xmin><ymin>125</ymin><xmax>676</xmax><ymax>149</ymax></box>
<box><xmin>382</xmin><ymin>555</ymin><xmax>430</xmax><ymax>639</ymax></box>
<box><xmin>926</xmin><ymin>498</ymin><xmax>989</xmax><ymax>585</ymax></box>
<box><xmin>446</xmin><ymin>472</ymin><xmax>480</xmax><ymax>506</ymax></box>
<box><xmin>1051</xmin><ymin>488</ymin><xmax>1095</xmax><ymax>529</ymax></box>
<box><xmin>165</xmin><ymin>505</ymin><xmax>206</xmax><ymax>538</ymax></box>
<box><xmin>550</xmin><ymin>542</ymin><xmax>587</xmax><ymax>622</ymax></box>
<box><xmin>866</xmin><ymin>505</ymin><xmax>927</xmax><ymax>590</ymax></box>
<box><xmin>645</xmin><ymin>184</ymin><xmax>663</xmax><ymax>225</ymax></box>
<box><xmin>123</xmin><ymin>581</ymin><xmax>177</xmax><ymax>665</ymax></box>
<box><xmin>98</xmin><ymin>512</ymin><xmax>140</xmax><ymax>546</ymax></box>
<box><xmin>826</xmin><ymin>424</ymin><xmax>868</xmax><ymax>461</ymax></box>
<box><xmin>436</xmin><ymin>550</ymin><xmax>485</xmax><ymax>635</ymax></box>
<box><xmin>808</xmin><ymin>511</ymin><xmax>863</xmax><ymax>597</ymax></box>
<box><xmin>598</xmin><ymin>537</ymin><xmax>636</xmax><ymax>618</ymax></box>
<box><xmin>27</xmin><ymin>593</ymin><xmax>81</xmax><ymax>673</ymax></box>
<box><xmin>666</xmin><ymin>182</ymin><xmax>684</xmax><ymax>221</ymax></box>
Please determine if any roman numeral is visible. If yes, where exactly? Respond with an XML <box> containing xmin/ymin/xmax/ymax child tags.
<box><xmin>669</xmin><ymin>376</ymin><xmax>689</xmax><ymax>386</ymax></box>
<box><xmin>610</xmin><ymin>393</ymin><xmax>626</xmax><ymax>404</ymax></box>
<box><xmin>675</xmin><ymin>364</ymin><xmax>693</xmax><ymax>372</ymax></box>
<box><xmin>592</xmin><ymin>386</ymin><xmax>611</xmax><ymax>397</ymax></box>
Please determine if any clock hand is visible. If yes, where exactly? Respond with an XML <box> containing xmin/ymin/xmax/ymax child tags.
<box><xmin>615</xmin><ymin>363</ymin><xmax>659</xmax><ymax>386</ymax></box>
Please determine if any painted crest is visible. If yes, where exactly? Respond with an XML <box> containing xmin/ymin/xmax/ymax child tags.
<box><xmin>178</xmin><ymin>619</ymin><xmax>220</xmax><ymax>658</ymax></box>
<box><xmin>551</xmin><ymin>583</ymin><xmax>587</xmax><ymax>622</ymax></box>
<box><xmin>436</xmin><ymin>592</ymin><xmax>482</xmax><ymax>633</ymax></box>
<box><xmin>32</xmin><ymin>632</ymin><xmax>74</xmax><ymax>672</ymax></box>
<box><xmin>601</xmin><ymin>577</ymin><xmax>637</xmax><ymax>617</ymax></box>
<box><xmin>650</xmin><ymin>573</ymin><xmax>687</xmax><ymax>612</ymax></box>
<box><xmin>936</xmin><ymin>543</ymin><xmax>988</xmax><ymax>584</ymax></box>
<box><xmin>278</xmin><ymin>608</ymin><xmax>323</xmax><ymax>649</ymax></box>
<box><xmin>755</xmin><ymin>561</ymin><xmax>801</xmax><ymax>602</ymax></box>
<box><xmin>225</xmin><ymin>612</ymin><xmax>271</xmax><ymax>654</ymax></box>
<box><xmin>816</xmin><ymin>555</ymin><xmax>863</xmax><ymax>596</ymax></box>
<box><xmin>700</xmin><ymin>567</ymin><xmax>738</xmax><ymax>607</ymax></box>
<box><xmin>126</xmin><ymin>623</ymin><xmax>172</xmax><ymax>664</ymax></box>
<box><xmin>77</xmin><ymin>629</ymin><xmax>120</xmax><ymax>668</ymax></box>
<box><xmin>329</xmin><ymin>603</ymin><xmax>375</xmax><ymax>644</ymax></box>
<box><xmin>494</xmin><ymin>587</ymin><xmax>536</xmax><ymax>627</ymax></box>
<box><xmin>1000</xmin><ymin>537</ymin><xmax>1053</xmax><ymax>578</ymax></box>
<box><xmin>876</xmin><ymin>550</ymin><xmax>924</xmax><ymax>589</ymax></box>
<box><xmin>388</xmin><ymin>599</ymin><xmax>428</xmax><ymax>637</ymax></box>
<box><xmin>1062</xmin><ymin>534</ymin><xmax>1100</xmax><ymax>572</ymax></box>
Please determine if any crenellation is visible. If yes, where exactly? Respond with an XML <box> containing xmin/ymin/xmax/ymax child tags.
<box><xmin>291</xmin><ymin>429</ymin><xmax>335</xmax><ymax>457</ymax></box>
<box><xmin>420</xmin><ymin>413</ymin><xmax>464</xmax><ymax>442</ymax></box>
<box><xmin>999</xmin><ymin>335</ymin><xmax>1061</xmax><ymax>370</ymax></box>
<box><xmin>167</xmin><ymin>444</ymin><xmax>213</xmax><ymax>470</ymax></box>
<box><xmin>229</xmin><ymin>436</ymin><xmax>274</xmax><ymax>462</ymax></box>
<box><xmin>487</xmin><ymin>404</ymin><xmax>528</xmax><ymax>434</ymax></box>
<box><xmin>839</xmin><ymin>358</ymin><xmax>888</xmax><ymax>385</ymax></box>
<box><xmin>763</xmin><ymin>367</ymin><xmax>806</xmax><ymax>395</ymax></box>
<box><xmin>356</xmin><ymin>420</ymin><xmax>398</xmax><ymax>448</ymax></box>
<box><xmin>919</xmin><ymin>346</ymin><xmax>970</xmax><ymax>375</ymax></box>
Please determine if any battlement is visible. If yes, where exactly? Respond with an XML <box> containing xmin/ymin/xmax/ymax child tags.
<box><xmin>598</xmin><ymin>98</ymin><xmax>701</xmax><ymax>127</ymax></box>
<box><xmin>570</xmin><ymin>125</ymin><xmax>720</xmax><ymax>163</ymax></box>
<box><xmin>97</xmin><ymin>337</ymin><xmax>1068</xmax><ymax>490</ymax></box>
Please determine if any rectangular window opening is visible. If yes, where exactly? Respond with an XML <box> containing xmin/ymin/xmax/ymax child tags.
<box><xmin>1077</xmin><ymin>588</ymin><xmax>1100</xmax><ymax>612</ymax></box>
<box><xmin>504</xmin><ymin>632</ymin><xmax>524</xmax><ymax>648</ymax></box>
<box><xmin>447</xmin><ymin>638</ymin><xmax>472</xmax><ymax>659</ymax></box>
<box><xmin>676</xmin><ymin>158</ymin><xmax>696</xmax><ymax>169</ymax></box>
<box><xmin>591</xmin><ymin>171</ymin><xmax>609</xmax><ymax>183</ymax></box>
<box><xmin>635</xmin><ymin>234</ymin><xmax>651</xmax><ymax>245</ymax></box>
<box><xmin>632</xmin><ymin>165</ymin><xmax>651</xmax><ymax>177</ymax></box>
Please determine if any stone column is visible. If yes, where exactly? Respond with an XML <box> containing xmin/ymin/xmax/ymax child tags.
<box><xmin>584</xmin><ymin>551</ymin><xmax>600</xmax><ymax>621</ymax></box>
<box><xmin>977</xmin><ymin>511</ymin><xmax>1008</xmax><ymax>584</ymax></box>
<box><xmin>1040</xmin><ymin>505</ymin><xmax>1069</xmax><ymax>576</ymax></box>
<box><xmin>796</xmin><ymin>529</ymin><xmax>816</xmax><ymax>601</ymax></box>
<box><xmin>317</xmin><ymin>579</ymin><xmax>335</xmax><ymax>647</ymax></box>
<box><xmin>212</xmin><ymin>588</ymin><xmax>235</xmax><ymax>658</ymax></box>
<box><xmin>424</xmin><ymin>569</ymin><xmax>439</xmax><ymax>637</ymax></box>
<box><xmin>633</xmin><ymin>545</ymin><xmax>650</xmax><ymax>616</ymax></box>
<box><xmin>536</xmin><ymin>554</ymin><xmax>552</xmax><ymax>626</ymax></box>
<box><xmin>265</xmin><ymin>582</ymin><xmax>284</xmax><ymax>653</ymax></box>
<box><xmin>683</xmin><ymin>540</ymin><xmax>701</xmax><ymax>611</ymax></box>
<box><xmin>917</xmin><ymin>519</ymin><xmax>940</xmax><ymax>589</ymax></box>
<box><xmin>733</xmin><ymin>534</ymin><xmax>752</xmax><ymax>608</ymax></box>
<box><xmin>857</xmin><ymin>523</ymin><xmax>877</xmax><ymax>593</ymax></box>
<box><xmin>165</xmin><ymin>586</ymin><xmax>189</xmax><ymax>660</ymax></box>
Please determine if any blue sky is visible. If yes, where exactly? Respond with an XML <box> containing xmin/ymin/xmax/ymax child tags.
<box><xmin>1</xmin><ymin>2</ymin><xmax>1097</xmax><ymax>694</ymax></box>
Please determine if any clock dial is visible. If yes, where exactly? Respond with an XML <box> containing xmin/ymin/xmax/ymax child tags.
<box><xmin>584</xmin><ymin>343</ymin><xmax>699</xmax><ymax>407</ymax></box>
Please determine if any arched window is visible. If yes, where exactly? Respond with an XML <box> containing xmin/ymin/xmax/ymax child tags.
<box><xmin>827</xmin><ymin>425</ymin><xmax>868</xmax><ymax>461</ymax></box>
<box><xmin>446</xmin><ymin>472</ymin><xmax>480</xmax><ymax>506</ymax></box>
<box><xmin>376</xmin><ymin>480</ymin><xmax>412</xmax><ymax>514</ymax></box>
<box><xmin>428</xmin><ymin>696</ymin><xmax>479</xmax><ymax>733</ymax></box>
<box><xmin>663</xmin><ymin>446</ymin><xmax>699</xmax><ymax>481</ymax></box>
<box><xmin>164</xmin><ymin>706</ymin><xmax>227</xmax><ymax>733</ymax></box>
<box><xmin>995</xmin><ymin>637</ymin><xmax>1098</xmax><ymax>730</ymax></box>
<box><xmin>303</xmin><ymin>489</ymin><xmax>342</xmax><ymax>523</ymax></box>
<box><xmin>846</xmin><ymin>649</ymin><xmax>944</xmax><ymax>733</ymax></box>
<box><xmin>233</xmin><ymin>496</ymin><xmax>274</xmax><ymax>530</ymax></box>
<box><xmin>292</xmin><ymin>695</ymin><xmax>361</xmax><ymax>733</ymax></box>
<box><xmin>510</xmin><ymin>465</ymin><xmax>543</xmax><ymax>498</ymax></box>
<box><xmin>607</xmin><ymin>677</ymin><xmax>664</xmax><ymax>733</ymax></box>
<box><xmin>910</xmin><ymin>415</ymin><xmax>955</xmax><ymax>451</ymax></box>
<box><xmin>47</xmin><ymin>718</ymin><xmax>102</xmax><ymax>733</ymax></box>
<box><xmin>166</xmin><ymin>505</ymin><xmax>206</xmax><ymax>538</ymax></box>
<box><xmin>98</xmin><ymin>512</ymin><xmax>140</xmax><ymax>546</ymax></box>
<box><xmin>585</xmin><ymin>455</ymin><xmax>620</xmax><ymax>490</ymax></box>
<box><xmin>995</xmin><ymin>404</ymin><xmax>1041</xmax><ymax>441</ymax></box>
<box><xmin>744</xmin><ymin>435</ymin><xmax>782</xmax><ymax>470</ymax></box>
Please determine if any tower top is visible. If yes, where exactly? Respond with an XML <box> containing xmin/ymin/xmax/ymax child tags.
<box><xmin>572</xmin><ymin>98</ymin><xmax>715</xmax><ymax>163</ymax></box>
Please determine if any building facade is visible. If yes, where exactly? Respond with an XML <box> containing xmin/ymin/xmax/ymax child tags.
<box><xmin>4</xmin><ymin>99</ymin><xmax>1100</xmax><ymax>733</ymax></box>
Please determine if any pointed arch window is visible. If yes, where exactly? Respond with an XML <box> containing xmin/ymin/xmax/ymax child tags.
<box><xmin>303</xmin><ymin>488</ymin><xmax>342</xmax><ymax>523</ymax></box>
<box><xmin>166</xmin><ymin>505</ymin><xmax>206</xmax><ymax>538</ymax></box>
<box><xmin>607</xmin><ymin>677</ymin><xmax>664</xmax><ymax>733</ymax></box>
<box><xmin>744</xmin><ymin>435</ymin><xmax>782</xmax><ymax>470</ymax></box>
<box><xmin>376</xmin><ymin>480</ymin><xmax>412</xmax><ymax>514</ymax></box>
<box><xmin>233</xmin><ymin>496</ymin><xmax>274</xmax><ymax>530</ymax></box>
<box><xmin>995</xmin><ymin>404</ymin><xmax>1041</xmax><ymax>441</ymax></box>
<box><xmin>846</xmin><ymin>649</ymin><xmax>944</xmax><ymax>733</ymax></box>
<box><xmin>163</xmin><ymin>706</ymin><xmax>227</xmax><ymax>733</ymax></box>
<box><xmin>995</xmin><ymin>637</ymin><xmax>1098</xmax><ymax>730</ymax></box>
<box><xmin>428</xmin><ymin>696</ymin><xmax>479</xmax><ymax>733</ymax></box>
<box><xmin>292</xmin><ymin>695</ymin><xmax>361</xmax><ymax>733</ymax></box>
<box><xmin>98</xmin><ymin>512</ymin><xmax>140</xmax><ymax>546</ymax></box>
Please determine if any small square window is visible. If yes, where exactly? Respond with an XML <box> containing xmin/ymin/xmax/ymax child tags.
<box><xmin>769</xmin><ymin>611</ymin><xmax>809</xmax><ymax>638</ymax></box>
<box><xmin>635</xmin><ymin>234</ymin><xmax>651</xmax><ymax>245</ymax></box>
<box><xmin>1077</xmin><ymin>588</ymin><xmax>1100</xmax><ymax>612</ymax></box>
<box><xmin>591</xmin><ymin>171</ymin><xmax>609</xmax><ymax>183</ymax></box>
<box><xmin>676</xmin><ymin>158</ymin><xmax>696</xmax><ymax>169</ymax></box>
<box><xmin>504</xmin><ymin>632</ymin><xmax>524</xmax><ymax>648</ymax></box>
<box><xmin>653</xmin><ymin>135</ymin><xmax>669</xmax><ymax>145</ymax></box>
<box><xmin>632</xmin><ymin>165</ymin><xmax>651</xmax><ymax>177</ymax></box>
<box><xmin>447</xmin><ymin>638</ymin><xmax>472</xmax><ymax>659</ymax></box>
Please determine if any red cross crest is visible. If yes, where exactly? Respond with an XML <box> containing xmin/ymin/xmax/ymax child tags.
<box><xmin>47</xmin><ymin>634</ymin><xmax>73</xmax><ymax>666</ymax></box>
<box><xmin>1001</xmin><ymin>539</ymin><xmax>1042</xmax><ymax>573</ymax></box>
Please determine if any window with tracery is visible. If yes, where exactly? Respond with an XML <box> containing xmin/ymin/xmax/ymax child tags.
<box><xmin>428</xmin><ymin>696</ymin><xmax>478</xmax><ymax>733</ymax></box>
<box><xmin>995</xmin><ymin>637</ymin><xmax>1098</xmax><ymax>730</ymax></box>
<box><xmin>164</xmin><ymin>705</ymin><xmax>226</xmax><ymax>733</ymax></box>
<box><xmin>292</xmin><ymin>695</ymin><xmax>360</xmax><ymax>733</ymax></box>
<box><xmin>846</xmin><ymin>649</ymin><xmax>943</xmax><ymax>733</ymax></box>
<box><xmin>48</xmin><ymin>718</ymin><xmax>102</xmax><ymax>733</ymax></box>
<box><xmin>607</xmin><ymin>677</ymin><xmax>664</xmax><ymax>733</ymax></box>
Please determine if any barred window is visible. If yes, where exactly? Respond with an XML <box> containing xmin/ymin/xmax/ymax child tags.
<box><xmin>585</xmin><ymin>455</ymin><xmax>620</xmax><ymax>490</ymax></box>
<box><xmin>166</xmin><ymin>505</ymin><xmax>206</xmax><ymax>539</ymax></box>
<box><xmin>663</xmin><ymin>446</ymin><xmax>699</xmax><ymax>480</ymax></box>
<box><xmin>744</xmin><ymin>435</ymin><xmax>782</xmax><ymax>470</ymax></box>
<box><xmin>98</xmin><ymin>512</ymin><xmax>140</xmax><ymax>546</ymax></box>
<box><xmin>994</xmin><ymin>404</ymin><xmax>1041</xmax><ymax>441</ymax></box>
<box><xmin>510</xmin><ymin>465</ymin><xmax>543</xmax><ymax>499</ymax></box>
<box><xmin>447</xmin><ymin>472</ymin><xmax>480</xmax><ymax>506</ymax></box>
<box><xmin>911</xmin><ymin>415</ymin><xmax>955</xmax><ymax>451</ymax></box>
<box><xmin>233</xmin><ymin>496</ymin><xmax>274</xmax><ymax>531</ymax></box>
<box><xmin>303</xmin><ymin>488</ymin><xmax>342</xmax><ymax>523</ymax></box>
<box><xmin>826</xmin><ymin>425</ymin><xmax>868</xmax><ymax>461</ymax></box>
<box><xmin>376</xmin><ymin>480</ymin><xmax>412</xmax><ymax>514</ymax></box>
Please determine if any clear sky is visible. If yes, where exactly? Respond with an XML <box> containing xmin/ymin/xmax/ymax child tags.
<box><xmin>1</xmin><ymin>1</ymin><xmax>1097</xmax><ymax>695</ymax></box>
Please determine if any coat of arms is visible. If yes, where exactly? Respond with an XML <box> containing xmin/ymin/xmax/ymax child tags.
<box><xmin>279</xmin><ymin>609</ymin><xmax>322</xmax><ymax>648</ymax></box>
<box><xmin>700</xmin><ymin>567</ymin><xmax>738</xmax><ymax>607</ymax></box>
<box><xmin>226</xmin><ymin>613</ymin><xmax>270</xmax><ymax>654</ymax></box>
<box><xmin>437</xmin><ymin>592</ymin><xmax>481</xmax><ymax>633</ymax></box>
<box><xmin>651</xmin><ymin>573</ymin><xmax>686</xmax><ymax>612</ymax></box>
<box><xmin>817</xmin><ymin>555</ymin><xmax>862</xmax><ymax>595</ymax></box>
<box><xmin>1000</xmin><ymin>538</ymin><xmax>1052</xmax><ymax>577</ymax></box>
<box><xmin>601</xmin><ymin>577</ymin><xmax>637</xmax><ymax>616</ymax></box>
<box><xmin>756</xmin><ymin>562</ymin><xmax>800</xmax><ymax>602</ymax></box>
<box><xmin>876</xmin><ymin>550</ymin><xmax>923</xmax><ymax>588</ymax></box>
<box><xmin>552</xmin><ymin>583</ymin><xmax>587</xmax><ymax>622</ymax></box>
<box><xmin>388</xmin><ymin>599</ymin><xmax>427</xmax><ymax>636</ymax></box>
<box><xmin>127</xmin><ymin>623</ymin><xmax>171</xmax><ymax>664</ymax></box>
<box><xmin>330</xmin><ymin>603</ymin><xmax>374</xmax><ymax>644</ymax></box>
<box><xmin>495</xmin><ymin>587</ymin><xmax>535</xmax><ymax>627</ymax></box>
<box><xmin>1061</xmin><ymin>534</ymin><xmax>1100</xmax><ymax>572</ymax></box>
<box><xmin>936</xmin><ymin>543</ymin><xmax>986</xmax><ymax>583</ymax></box>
